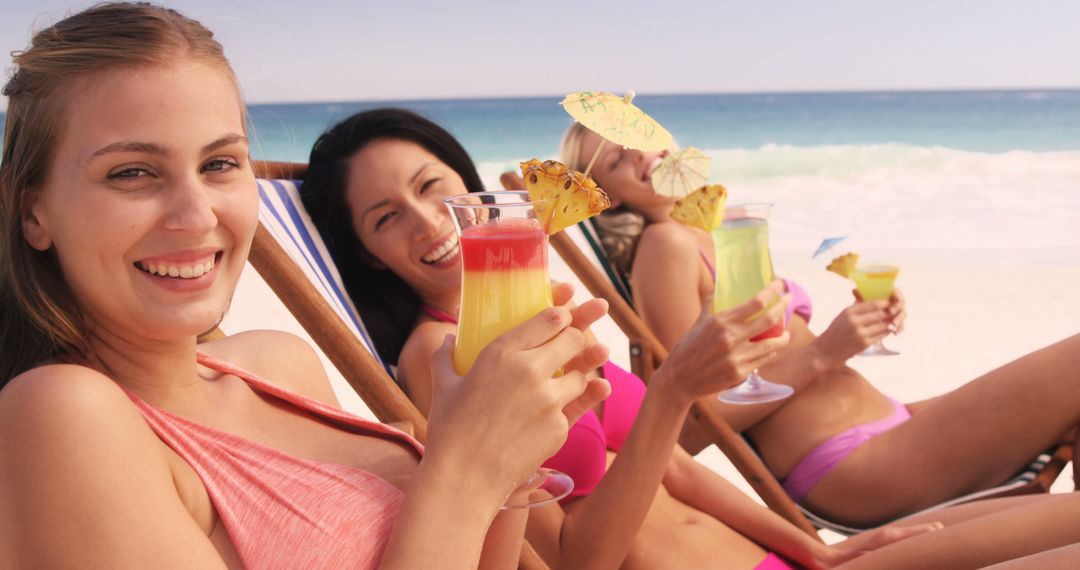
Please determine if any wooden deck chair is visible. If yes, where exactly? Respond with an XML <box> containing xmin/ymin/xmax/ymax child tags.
<box><xmin>500</xmin><ymin>170</ymin><xmax>1072</xmax><ymax>537</ymax></box>
<box><xmin>248</xmin><ymin>161</ymin><xmax>550</xmax><ymax>570</ymax></box>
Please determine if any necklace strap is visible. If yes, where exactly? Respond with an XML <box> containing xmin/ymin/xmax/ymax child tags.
<box><xmin>421</xmin><ymin>305</ymin><xmax>458</xmax><ymax>324</ymax></box>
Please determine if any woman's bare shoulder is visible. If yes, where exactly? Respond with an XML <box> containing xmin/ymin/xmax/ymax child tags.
<box><xmin>200</xmin><ymin>330</ymin><xmax>339</xmax><ymax>406</ymax></box>
<box><xmin>399</xmin><ymin>322</ymin><xmax>455</xmax><ymax>378</ymax></box>
<box><xmin>402</xmin><ymin>322</ymin><xmax>456</xmax><ymax>359</ymax></box>
<box><xmin>398</xmin><ymin>322</ymin><xmax>455</xmax><ymax>412</ymax></box>
<box><xmin>0</xmin><ymin>364</ymin><xmax>223</xmax><ymax>567</ymax></box>
<box><xmin>0</xmin><ymin>364</ymin><xmax>174</xmax><ymax>511</ymax></box>
<box><xmin>0</xmin><ymin>363</ymin><xmax>146</xmax><ymax>435</ymax></box>
<box><xmin>638</xmin><ymin>223</ymin><xmax>701</xmax><ymax>258</ymax></box>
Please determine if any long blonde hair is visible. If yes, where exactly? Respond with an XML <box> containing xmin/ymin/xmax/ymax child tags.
<box><xmin>0</xmin><ymin>2</ymin><xmax>240</xmax><ymax>385</ymax></box>
<box><xmin>559</xmin><ymin>122</ymin><xmax>646</xmax><ymax>287</ymax></box>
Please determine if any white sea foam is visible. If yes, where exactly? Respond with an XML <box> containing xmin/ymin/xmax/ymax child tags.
<box><xmin>478</xmin><ymin>145</ymin><xmax>1080</xmax><ymax>256</ymax></box>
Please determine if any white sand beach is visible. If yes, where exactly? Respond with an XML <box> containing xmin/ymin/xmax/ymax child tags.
<box><xmin>222</xmin><ymin>238</ymin><xmax>1079</xmax><ymax>542</ymax></box>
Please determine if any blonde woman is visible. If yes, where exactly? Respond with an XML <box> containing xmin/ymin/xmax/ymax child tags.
<box><xmin>561</xmin><ymin>121</ymin><xmax>1080</xmax><ymax>529</ymax></box>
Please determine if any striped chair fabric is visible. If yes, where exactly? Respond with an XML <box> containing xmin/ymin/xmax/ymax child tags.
<box><xmin>256</xmin><ymin>178</ymin><xmax>393</xmax><ymax>377</ymax></box>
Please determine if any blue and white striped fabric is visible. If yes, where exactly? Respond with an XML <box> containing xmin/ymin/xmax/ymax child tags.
<box><xmin>256</xmin><ymin>178</ymin><xmax>393</xmax><ymax>377</ymax></box>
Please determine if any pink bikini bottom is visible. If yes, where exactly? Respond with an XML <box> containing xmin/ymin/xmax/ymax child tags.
<box><xmin>755</xmin><ymin>552</ymin><xmax>794</xmax><ymax>569</ymax></box>
<box><xmin>782</xmin><ymin>398</ymin><xmax>912</xmax><ymax>503</ymax></box>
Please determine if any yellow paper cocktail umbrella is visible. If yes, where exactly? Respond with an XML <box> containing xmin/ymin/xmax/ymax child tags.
<box><xmin>651</xmin><ymin>147</ymin><xmax>711</xmax><ymax>197</ymax></box>
<box><xmin>561</xmin><ymin>91</ymin><xmax>674</xmax><ymax>177</ymax></box>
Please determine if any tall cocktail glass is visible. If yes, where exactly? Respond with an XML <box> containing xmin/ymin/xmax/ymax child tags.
<box><xmin>444</xmin><ymin>191</ymin><xmax>573</xmax><ymax>508</ymax></box>
<box><xmin>852</xmin><ymin>264</ymin><xmax>901</xmax><ymax>356</ymax></box>
<box><xmin>711</xmin><ymin>204</ymin><xmax>794</xmax><ymax>404</ymax></box>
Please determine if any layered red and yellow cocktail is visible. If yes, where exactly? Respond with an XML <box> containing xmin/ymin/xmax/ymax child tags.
<box><xmin>454</xmin><ymin>219</ymin><xmax>552</xmax><ymax>374</ymax></box>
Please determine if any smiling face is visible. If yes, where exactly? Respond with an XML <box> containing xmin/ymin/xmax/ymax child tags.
<box><xmin>577</xmin><ymin>129</ymin><xmax>675</xmax><ymax>215</ymax></box>
<box><xmin>22</xmin><ymin>60</ymin><xmax>257</xmax><ymax>345</ymax></box>
<box><xmin>345</xmin><ymin>138</ymin><xmax>468</xmax><ymax>304</ymax></box>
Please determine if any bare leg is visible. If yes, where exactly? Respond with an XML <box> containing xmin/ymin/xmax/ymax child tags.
<box><xmin>806</xmin><ymin>334</ymin><xmax>1080</xmax><ymax>524</ymax></box>
<box><xmin>838</xmin><ymin>492</ymin><xmax>1080</xmax><ymax>569</ymax></box>
<box><xmin>983</xmin><ymin>543</ymin><xmax>1080</xmax><ymax>569</ymax></box>
<box><xmin>894</xmin><ymin>493</ymin><xmax>1059</xmax><ymax>527</ymax></box>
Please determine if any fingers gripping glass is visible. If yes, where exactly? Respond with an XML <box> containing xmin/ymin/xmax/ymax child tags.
<box><xmin>445</xmin><ymin>191</ymin><xmax>573</xmax><ymax>508</ymax></box>
<box><xmin>710</xmin><ymin>204</ymin><xmax>794</xmax><ymax>404</ymax></box>
<box><xmin>852</xmin><ymin>265</ymin><xmax>901</xmax><ymax>357</ymax></box>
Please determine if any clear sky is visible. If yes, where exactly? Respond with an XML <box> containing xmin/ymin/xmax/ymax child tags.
<box><xmin>2</xmin><ymin>0</ymin><xmax>1078</xmax><ymax>110</ymax></box>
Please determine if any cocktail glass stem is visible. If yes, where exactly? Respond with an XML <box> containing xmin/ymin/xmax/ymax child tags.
<box><xmin>859</xmin><ymin>340</ymin><xmax>900</xmax><ymax>357</ymax></box>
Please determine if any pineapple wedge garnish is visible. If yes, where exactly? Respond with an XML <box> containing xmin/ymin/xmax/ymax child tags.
<box><xmin>826</xmin><ymin>252</ymin><xmax>860</xmax><ymax>279</ymax></box>
<box><xmin>670</xmin><ymin>184</ymin><xmax>728</xmax><ymax>232</ymax></box>
<box><xmin>520</xmin><ymin>159</ymin><xmax>610</xmax><ymax>234</ymax></box>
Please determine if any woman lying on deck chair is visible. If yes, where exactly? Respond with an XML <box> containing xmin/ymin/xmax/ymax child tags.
<box><xmin>0</xmin><ymin>5</ymin><xmax>613</xmax><ymax>568</ymax></box>
<box><xmin>301</xmin><ymin>107</ymin><xmax>1080</xmax><ymax>569</ymax></box>
<box><xmin>560</xmin><ymin>122</ymin><xmax>1080</xmax><ymax>527</ymax></box>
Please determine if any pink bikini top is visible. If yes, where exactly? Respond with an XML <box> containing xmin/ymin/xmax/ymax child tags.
<box><xmin>698</xmin><ymin>249</ymin><xmax>813</xmax><ymax>325</ymax></box>
<box><xmin>122</xmin><ymin>352</ymin><xmax>424</xmax><ymax>569</ymax></box>
<box><xmin>421</xmin><ymin>306</ymin><xmax>646</xmax><ymax>503</ymax></box>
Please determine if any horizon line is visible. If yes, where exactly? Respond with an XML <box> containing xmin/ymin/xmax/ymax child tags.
<box><xmin>2</xmin><ymin>85</ymin><xmax>1079</xmax><ymax>114</ymax></box>
<box><xmin>238</xmin><ymin>85</ymin><xmax>1080</xmax><ymax>108</ymax></box>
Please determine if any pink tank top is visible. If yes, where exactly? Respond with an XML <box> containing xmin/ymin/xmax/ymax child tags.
<box><xmin>122</xmin><ymin>352</ymin><xmax>424</xmax><ymax>569</ymax></box>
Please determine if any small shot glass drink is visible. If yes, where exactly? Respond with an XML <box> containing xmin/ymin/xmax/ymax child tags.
<box><xmin>444</xmin><ymin>191</ymin><xmax>573</xmax><ymax>508</ymax></box>
<box><xmin>710</xmin><ymin>204</ymin><xmax>794</xmax><ymax>404</ymax></box>
<box><xmin>852</xmin><ymin>264</ymin><xmax>901</xmax><ymax>356</ymax></box>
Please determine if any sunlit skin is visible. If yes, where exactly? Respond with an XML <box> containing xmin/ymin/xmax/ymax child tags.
<box><xmin>578</xmin><ymin>126</ymin><xmax>1080</xmax><ymax>529</ymax></box>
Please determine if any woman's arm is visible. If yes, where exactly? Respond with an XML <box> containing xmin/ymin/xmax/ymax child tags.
<box><xmin>537</xmin><ymin>365</ymin><xmax>695</xmax><ymax>568</ymax></box>
<box><xmin>528</xmin><ymin>284</ymin><xmax>789</xmax><ymax>568</ymax></box>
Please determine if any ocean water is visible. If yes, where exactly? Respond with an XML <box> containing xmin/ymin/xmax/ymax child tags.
<box><xmin>4</xmin><ymin>89</ymin><xmax>1079</xmax><ymax>256</ymax></box>
<box><xmin>242</xmin><ymin>90</ymin><xmax>1080</xmax><ymax>258</ymax></box>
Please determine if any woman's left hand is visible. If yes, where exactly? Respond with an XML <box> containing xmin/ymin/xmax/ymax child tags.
<box><xmin>854</xmin><ymin>287</ymin><xmax>907</xmax><ymax>335</ymax></box>
<box><xmin>811</xmin><ymin>521</ymin><xmax>943</xmax><ymax>568</ymax></box>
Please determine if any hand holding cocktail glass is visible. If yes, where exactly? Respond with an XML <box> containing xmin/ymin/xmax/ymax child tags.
<box><xmin>670</xmin><ymin>190</ymin><xmax>795</xmax><ymax>404</ymax></box>
<box><xmin>426</xmin><ymin>292</ymin><xmax>611</xmax><ymax>509</ymax></box>
<box><xmin>826</xmin><ymin>253</ymin><xmax>903</xmax><ymax>357</ymax></box>
<box><xmin>663</xmin><ymin>281</ymin><xmax>790</xmax><ymax>401</ymax></box>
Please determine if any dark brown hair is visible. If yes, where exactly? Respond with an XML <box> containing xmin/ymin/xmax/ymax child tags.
<box><xmin>302</xmin><ymin>108</ymin><xmax>485</xmax><ymax>366</ymax></box>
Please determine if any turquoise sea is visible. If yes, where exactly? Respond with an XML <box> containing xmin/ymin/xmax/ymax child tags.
<box><xmin>3</xmin><ymin>89</ymin><xmax>1079</xmax><ymax>253</ymax></box>
<box><xmin>238</xmin><ymin>89</ymin><xmax>1080</xmax><ymax>163</ymax></box>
